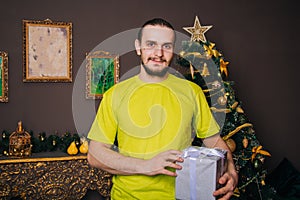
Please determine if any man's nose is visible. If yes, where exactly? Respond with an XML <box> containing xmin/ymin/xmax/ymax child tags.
<box><xmin>154</xmin><ymin>46</ymin><xmax>163</xmax><ymax>57</ymax></box>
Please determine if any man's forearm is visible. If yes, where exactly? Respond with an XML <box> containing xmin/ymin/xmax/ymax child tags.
<box><xmin>87</xmin><ymin>140</ymin><xmax>183</xmax><ymax>176</ymax></box>
<box><xmin>87</xmin><ymin>140</ymin><xmax>146</xmax><ymax>175</ymax></box>
<box><xmin>202</xmin><ymin>134</ymin><xmax>236</xmax><ymax>170</ymax></box>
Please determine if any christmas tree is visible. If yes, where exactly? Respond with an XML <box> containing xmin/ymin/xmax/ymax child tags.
<box><xmin>176</xmin><ymin>16</ymin><xmax>275</xmax><ymax>199</ymax></box>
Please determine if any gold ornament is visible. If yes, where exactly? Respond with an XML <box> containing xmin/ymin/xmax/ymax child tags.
<box><xmin>9</xmin><ymin>121</ymin><xmax>32</xmax><ymax>157</ymax></box>
<box><xmin>79</xmin><ymin>137</ymin><xmax>89</xmax><ymax>154</ymax></box>
<box><xmin>222</xmin><ymin>123</ymin><xmax>253</xmax><ymax>140</ymax></box>
<box><xmin>219</xmin><ymin>58</ymin><xmax>229</xmax><ymax>77</ymax></box>
<box><xmin>233</xmin><ymin>187</ymin><xmax>240</xmax><ymax>197</ymax></box>
<box><xmin>181</xmin><ymin>51</ymin><xmax>208</xmax><ymax>59</ymax></box>
<box><xmin>236</xmin><ymin>106</ymin><xmax>244</xmax><ymax>113</ymax></box>
<box><xmin>225</xmin><ymin>138</ymin><xmax>236</xmax><ymax>152</ymax></box>
<box><xmin>230</xmin><ymin>101</ymin><xmax>238</xmax><ymax>110</ymax></box>
<box><xmin>204</xmin><ymin>42</ymin><xmax>222</xmax><ymax>58</ymax></box>
<box><xmin>17</xmin><ymin>122</ymin><xmax>23</xmax><ymax>132</ymax></box>
<box><xmin>217</xmin><ymin>95</ymin><xmax>227</xmax><ymax>106</ymax></box>
<box><xmin>242</xmin><ymin>137</ymin><xmax>248</xmax><ymax>148</ymax></box>
<box><xmin>189</xmin><ymin>63</ymin><xmax>195</xmax><ymax>79</ymax></box>
<box><xmin>211</xmin><ymin>80</ymin><xmax>221</xmax><ymax>90</ymax></box>
<box><xmin>251</xmin><ymin>145</ymin><xmax>271</xmax><ymax>161</ymax></box>
<box><xmin>210</xmin><ymin>107</ymin><xmax>231</xmax><ymax>113</ymax></box>
<box><xmin>67</xmin><ymin>141</ymin><xmax>78</xmax><ymax>155</ymax></box>
<box><xmin>79</xmin><ymin>141</ymin><xmax>89</xmax><ymax>154</ymax></box>
<box><xmin>183</xmin><ymin>16</ymin><xmax>212</xmax><ymax>43</ymax></box>
<box><xmin>201</xmin><ymin>63</ymin><xmax>210</xmax><ymax>77</ymax></box>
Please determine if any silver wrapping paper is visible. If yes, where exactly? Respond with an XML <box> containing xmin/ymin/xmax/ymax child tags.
<box><xmin>176</xmin><ymin>146</ymin><xmax>227</xmax><ymax>200</ymax></box>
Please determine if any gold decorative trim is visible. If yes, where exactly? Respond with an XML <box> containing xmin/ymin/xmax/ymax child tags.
<box><xmin>0</xmin><ymin>51</ymin><xmax>8</xmax><ymax>102</ymax></box>
<box><xmin>0</xmin><ymin>155</ymin><xmax>87</xmax><ymax>164</ymax></box>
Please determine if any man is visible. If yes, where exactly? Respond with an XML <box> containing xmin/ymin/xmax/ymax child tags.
<box><xmin>87</xmin><ymin>18</ymin><xmax>238</xmax><ymax>200</ymax></box>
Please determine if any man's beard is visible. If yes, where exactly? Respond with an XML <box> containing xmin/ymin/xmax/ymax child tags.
<box><xmin>141</xmin><ymin>64</ymin><xmax>169</xmax><ymax>77</ymax></box>
<box><xmin>141</xmin><ymin>58</ymin><xmax>169</xmax><ymax>77</ymax></box>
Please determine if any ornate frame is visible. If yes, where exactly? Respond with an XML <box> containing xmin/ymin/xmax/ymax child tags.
<box><xmin>23</xmin><ymin>19</ymin><xmax>72</xmax><ymax>82</ymax></box>
<box><xmin>0</xmin><ymin>51</ymin><xmax>8</xmax><ymax>102</ymax></box>
<box><xmin>86</xmin><ymin>51</ymin><xmax>119</xmax><ymax>99</ymax></box>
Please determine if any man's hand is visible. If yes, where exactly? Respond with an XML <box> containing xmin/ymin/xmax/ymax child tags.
<box><xmin>213</xmin><ymin>162</ymin><xmax>238</xmax><ymax>199</ymax></box>
<box><xmin>141</xmin><ymin>150</ymin><xmax>183</xmax><ymax>176</ymax></box>
<box><xmin>203</xmin><ymin>134</ymin><xmax>239</xmax><ymax>199</ymax></box>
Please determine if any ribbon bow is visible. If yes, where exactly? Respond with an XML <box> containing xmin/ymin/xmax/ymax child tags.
<box><xmin>251</xmin><ymin>145</ymin><xmax>271</xmax><ymax>161</ymax></box>
<box><xmin>183</xmin><ymin>146</ymin><xmax>227</xmax><ymax>159</ymax></box>
<box><xmin>219</xmin><ymin>58</ymin><xmax>229</xmax><ymax>77</ymax></box>
<box><xmin>204</xmin><ymin>42</ymin><xmax>222</xmax><ymax>58</ymax></box>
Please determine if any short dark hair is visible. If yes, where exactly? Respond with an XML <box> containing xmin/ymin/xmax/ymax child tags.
<box><xmin>137</xmin><ymin>18</ymin><xmax>175</xmax><ymax>42</ymax></box>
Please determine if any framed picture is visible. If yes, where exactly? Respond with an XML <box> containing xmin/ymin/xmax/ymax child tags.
<box><xmin>23</xmin><ymin>19</ymin><xmax>72</xmax><ymax>82</ymax></box>
<box><xmin>86</xmin><ymin>51</ymin><xmax>119</xmax><ymax>99</ymax></box>
<box><xmin>0</xmin><ymin>51</ymin><xmax>8</xmax><ymax>102</ymax></box>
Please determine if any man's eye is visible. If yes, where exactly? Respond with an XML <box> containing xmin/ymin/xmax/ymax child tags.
<box><xmin>163</xmin><ymin>44</ymin><xmax>172</xmax><ymax>49</ymax></box>
<box><xmin>146</xmin><ymin>42</ymin><xmax>155</xmax><ymax>47</ymax></box>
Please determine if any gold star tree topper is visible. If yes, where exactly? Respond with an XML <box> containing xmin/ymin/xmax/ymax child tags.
<box><xmin>183</xmin><ymin>16</ymin><xmax>212</xmax><ymax>43</ymax></box>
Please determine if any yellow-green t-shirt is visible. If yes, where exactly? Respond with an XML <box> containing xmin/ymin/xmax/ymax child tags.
<box><xmin>88</xmin><ymin>74</ymin><xmax>220</xmax><ymax>200</ymax></box>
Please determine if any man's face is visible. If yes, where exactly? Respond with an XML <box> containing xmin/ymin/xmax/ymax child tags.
<box><xmin>135</xmin><ymin>25</ymin><xmax>175</xmax><ymax>77</ymax></box>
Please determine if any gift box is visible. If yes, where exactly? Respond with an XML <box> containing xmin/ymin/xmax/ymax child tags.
<box><xmin>176</xmin><ymin>146</ymin><xmax>227</xmax><ymax>200</ymax></box>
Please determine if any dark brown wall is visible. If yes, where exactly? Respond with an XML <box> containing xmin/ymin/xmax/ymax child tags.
<box><xmin>0</xmin><ymin>0</ymin><xmax>299</xmax><ymax>172</ymax></box>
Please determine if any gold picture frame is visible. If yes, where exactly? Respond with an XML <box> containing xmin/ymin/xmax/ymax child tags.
<box><xmin>23</xmin><ymin>19</ymin><xmax>72</xmax><ymax>82</ymax></box>
<box><xmin>0</xmin><ymin>51</ymin><xmax>8</xmax><ymax>102</ymax></box>
<box><xmin>86</xmin><ymin>51</ymin><xmax>119</xmax><ymax>99</ymax></box>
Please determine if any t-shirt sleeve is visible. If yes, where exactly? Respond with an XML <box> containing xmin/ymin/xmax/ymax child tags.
<box><xmin>87</xmin><ymin>90</ymin><xmax>117</xmax><ymax>144</ymax></box>
<box><xmin>193</xmin><ymin>87</ymin><xmax>220</xmax><ymax>138</ymax></box>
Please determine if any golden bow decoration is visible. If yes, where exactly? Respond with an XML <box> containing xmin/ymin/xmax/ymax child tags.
<box><xmin>204</xmin><ymin>42</ymin><xmax>222</xmax><ymax>58</ymax></box>
<box><xmin>251</xmin><ymin>145</ymin><xmax>271</xmax><ymax>161</ymax></box>
<box><xmin>219</xmin><ymin>58</ymin><xmax>229</xmax><ymax>77</ymax></box>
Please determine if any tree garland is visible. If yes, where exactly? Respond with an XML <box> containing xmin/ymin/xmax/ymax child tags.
<box><xmin>0</xmin><ymin>130</ymin><xmax>81</xmax><ymax>155</ymax></box>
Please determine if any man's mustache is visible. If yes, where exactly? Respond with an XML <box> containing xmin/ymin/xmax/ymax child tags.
<box><xmin>148</xmin><ymin>57</ymin><xmax>167</xmax><ymax>62</ymax></box>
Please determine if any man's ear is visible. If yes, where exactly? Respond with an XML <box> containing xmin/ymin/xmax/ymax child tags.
<box><xmin>135</xmin><ymin>39</ymin><xmax>141</xmax><ymax>56</ymax></box>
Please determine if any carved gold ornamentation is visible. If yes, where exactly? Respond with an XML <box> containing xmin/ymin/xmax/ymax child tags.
<box><xmin>0</xmin><ymin>155</ymin><xmax>112</xmax><ymax>199</ymax></box>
